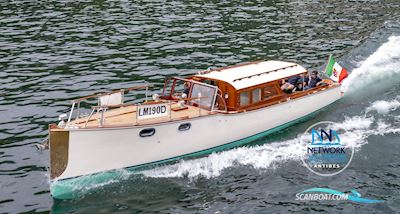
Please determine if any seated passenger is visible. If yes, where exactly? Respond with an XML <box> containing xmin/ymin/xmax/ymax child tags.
<box><xmin>293</xmin><ymin>82</ymin><xmax>302</xmax><ymax>92</ymax></box>
<box><xmin>294</xmin><ymin>74</ymin><xmax>309</xmax><ymax>92</ymax></box>
<box><xmin>304</xmin><ymin>71</ymin><xmax>322</xmax><ymax>90</ymax></box>
<box><xmin>183</xmin><ymin>82</ymin><xmax>190</xmax><ymax>96</ymax></box>
<box><xmin>281</xmin><ymin>75</ymin><xmax>300</xmax><ymax>93</ymax></box>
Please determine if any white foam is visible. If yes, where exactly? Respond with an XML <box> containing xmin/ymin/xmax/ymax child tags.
<box><xmin>142</xmin><ymin>138</ymin><xmax>306</xmax><ymax>178</ymax></box>
<box><xmin>335</xmin><ymin>116</ymin><xmax>374</xmax><ymax>131</ymax></box>
<box><xmin>142</xmin><ymin>115</ymin><xmax>387</xmax><ymax>179</ymax></box>
<box><xmin>366</xmin><ymin>96</ymin><xmax>400</xmax><ymax>114</ymax></box>
<box><xmin>327</xmin><ymin>116</ymin><xmax>371</xmax><ymax>149</ymax></box>
<box><xmin>341</xmin><ymin>36</ymin><xmax>400</xmax><ymax>93</ymax></box>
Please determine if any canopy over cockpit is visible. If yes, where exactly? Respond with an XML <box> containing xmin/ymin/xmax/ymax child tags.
<box><xmin>194</xmin><ymin>61</ymin><xmax>307</xmax><ymax>90</ymax></box>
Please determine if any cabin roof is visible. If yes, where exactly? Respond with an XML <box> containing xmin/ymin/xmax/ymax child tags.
<box><xmin>195</xmin><ymin>60</ymin><xmax>307</xmax><ymax>90</ymax></box>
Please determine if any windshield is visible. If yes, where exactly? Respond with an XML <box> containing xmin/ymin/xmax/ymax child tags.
<box><xmin>189</xmin><ymin>83</ymin><xmax>217</xmax><ymax>111</ymax></box>
<box><xmin>162</xmin><ymin>79</ymin><xmax>173</xmax><ymax>97</ymax></box>
<box><xmin>162</xmin><ymin>78</ymin><xmax>218</xmax><ymax>111</ymax></box>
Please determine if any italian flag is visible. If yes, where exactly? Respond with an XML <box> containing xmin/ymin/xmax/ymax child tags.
<box><xmin>325</xmin><ymin>55</ymin><xmax>348</xmax><ymax>83</ymax></box>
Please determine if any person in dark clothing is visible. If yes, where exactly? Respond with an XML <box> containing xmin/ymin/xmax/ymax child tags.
<box><xmin>183</xmin><ymin>82</ymin><xmax>190</xmax><ymax>96</ymax></box>
<box><xmin>304</xmin><ymin>71</ymin><xmax>322</xmax><ymax>90</ymax></box>
<box><xmin>281</xmin><ymin>75</ymin><xmax>300</xmax><ymax>93</ymax></box>
<box><xmin>295</xmin><ymin>74</ymin><xmax>309</xmax><ymax>91</ymax></box>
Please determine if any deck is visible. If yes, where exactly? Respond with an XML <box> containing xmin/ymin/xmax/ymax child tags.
<box><xmin>70</xmin><ymin>102</ymin><xmax>213</xmax><ymax>128</ymax></box>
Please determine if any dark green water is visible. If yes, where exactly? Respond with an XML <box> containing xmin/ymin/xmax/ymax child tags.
<box><xmin>1</xmin><ymin>1</ymin><xmax>400</xmax><ymax>213</ymax></box>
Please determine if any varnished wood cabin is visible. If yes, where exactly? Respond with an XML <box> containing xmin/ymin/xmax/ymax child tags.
<box><xmin>161</xmin><ymin>60</ymin><xmax>335</xmax><ymax>112</ymax></box>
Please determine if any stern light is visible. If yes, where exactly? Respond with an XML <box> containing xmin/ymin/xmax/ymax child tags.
<box><xmin>58</xmin><ymin>113</ymin><xmax>67</xmax><ymax>128</ymax></box>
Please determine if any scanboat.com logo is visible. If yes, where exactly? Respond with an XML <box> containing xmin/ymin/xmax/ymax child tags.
<box><xmin>295</xmin><ymin>188</ymin><xmax>384</xmax><ymax>204</ymax></box>
<box><xmin>300</xmin><ymin>121</ymin><xmax>354</xmax><ymax>176</ymax></box>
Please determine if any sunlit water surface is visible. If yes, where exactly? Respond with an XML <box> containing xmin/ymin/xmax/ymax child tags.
<box><xmin>0</xmin><ymin>1</ymin><xmax>400</xmax><ymax>213</ymax></box>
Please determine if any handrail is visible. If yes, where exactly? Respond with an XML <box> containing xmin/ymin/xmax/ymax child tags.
<box><xmin>65</xmin><ymin>77</ymin><xmax>218</xmax><ymax>128</ymax></box>
<box><xmin>73</xmin><ymin>85</ymin><xmax>151</xmax><ymax>103</ymax></box>
<box><xmin>232</xmin><ymin>64</ymin><xmax>298</xmax><ymax>82</ymax></box>
<box><xmin>82</xmin><ymin>96</ymin><xmax>209</xmax><ymax>128</ymax></box>
<box><xmin>73</xmin><ymin>94</ymin><xmax>99</xmax><ymax>102</ymax></box>
<box><xmin>67</xmin><ymin>84</ymin><xmax>151</xmax><ymax>126</ymax></box>
<box><xmin>91</xmin><ymin>103</ymin><xmax>138</xmax><ymax>109</ymax></box>
<box><xmin>86</xmin><ymin>96</ymin><xmax>208</xmax><ymax>112</ymax></box>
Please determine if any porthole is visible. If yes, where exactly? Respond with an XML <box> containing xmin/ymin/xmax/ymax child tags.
<box><xmin>139</xmin><ymin>128</ymin><xmax>156</xmax><ymax>137</ymax></box>
<box><xmin>178</xmin><ymin>123</ymin><xmax>191</xmax><ymax>131</ymax></box>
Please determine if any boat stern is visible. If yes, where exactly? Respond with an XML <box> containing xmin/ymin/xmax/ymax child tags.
<box><xmin>49</xmin><ymin>124</ymin><xmax>69</xmax><ymax>180</ymax></box>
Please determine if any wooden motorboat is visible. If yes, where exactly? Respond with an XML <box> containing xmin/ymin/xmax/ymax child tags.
<box><xmin>47</xmin><ymin>60</ymin><xmax>343</xmax><ymax>199</ymax></box>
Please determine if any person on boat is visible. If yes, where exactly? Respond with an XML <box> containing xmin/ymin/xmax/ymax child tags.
<box><xmin>183</xmin><ymin>82</ymin><xmax>190</xmax><ymax>96</ymax></box>
<box><xmin>304</xmin><ymin>71</ymin><xmax>322</xmax><ymax>90</ymax></box>
<box><xmin>281</xmin><ymin>75</ymin><xmax>300</xmax><ymax>93</ymax></box>
<box><xmin>294</xmin><ymin>74</ymin><xmax>309</xmax><ymax>92</ymax></box>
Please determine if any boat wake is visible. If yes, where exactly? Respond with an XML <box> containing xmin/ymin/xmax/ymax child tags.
<box><xmin>366</xmin><ymin>96</ymin><xmax>400</xmax><ymax>115</ymax></box>
<box><xmin>341</xmin><ymin>35</ymin><xmax>400</xmax><ymax>94</ymax></box>
<box><xmin>142</xmin><ymin>97</ymin><xmax>400</xmax><ymax>178</ymax></box>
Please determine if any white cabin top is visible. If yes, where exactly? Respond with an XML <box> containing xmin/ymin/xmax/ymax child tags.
<box><xmin>195</xmin><ymin>60</ymin><xmax>307</xmax><ymax>90</ymax></box>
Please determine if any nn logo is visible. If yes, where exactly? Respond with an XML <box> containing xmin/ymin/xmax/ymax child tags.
<box><xmin>311</xmin><ymin>128</ymin><xmax>341</xmax><ymax>146</ymax></box>
<box><xmin>301</xmin><ymin>121</ymin><xmax>354</xmax><ymax>176</ymax></box>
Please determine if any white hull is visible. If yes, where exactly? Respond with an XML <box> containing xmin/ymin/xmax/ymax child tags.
<box><xmin>55</xmin><ymin>86</ymin><xmax>341</xmax><ymax>181</ymax></box>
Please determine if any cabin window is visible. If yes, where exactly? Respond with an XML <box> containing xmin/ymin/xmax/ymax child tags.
<box><xmin>263</xmin><ymin>85</ymin><xmax>278</xmax><ymax>100</ymax></box>
<box><xmin>252</xmin><ymin>88</ymin><xmax>261</xmax><ymax>103</ymax></box>
<box><xmin>240</xmin><ymin>91</ymin><xmax>250</xmax><ymax>106</ymax></box>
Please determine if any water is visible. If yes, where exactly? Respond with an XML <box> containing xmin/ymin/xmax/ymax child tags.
<box><xmin>0</xmin><ymin>1</ymin><xmax>400</xmax><ymax>213</ymax></box>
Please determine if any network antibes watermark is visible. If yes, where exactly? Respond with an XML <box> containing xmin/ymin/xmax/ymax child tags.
<box><xmin>300</xmin><ymin>121</ymin><xmax>354</xmax><ymax>176</ymax></box>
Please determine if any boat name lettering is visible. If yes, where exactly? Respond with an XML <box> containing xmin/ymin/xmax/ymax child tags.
<box><xmin>137</xmin><ymin>104</ymin><xmax>169</xmax><ymax>119</ymax></box>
